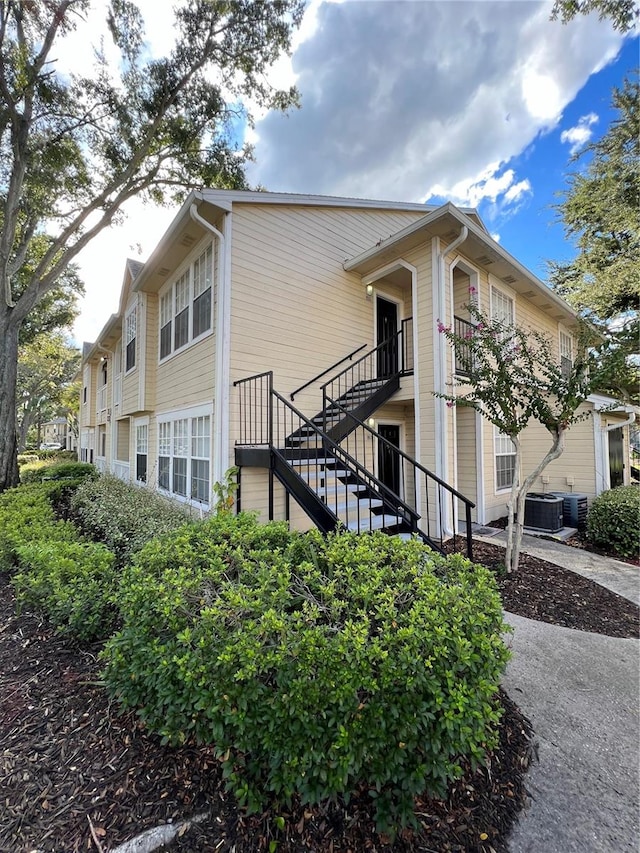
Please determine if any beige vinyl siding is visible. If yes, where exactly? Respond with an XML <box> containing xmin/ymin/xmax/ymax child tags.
<box><xmin>115</xmin><ymin>419</ymin><xmax>130</xmax><ymax>461</ymax></box>
<box><xmin>121</xmin><ymin>299</ymin><xmax>139</xmax><ymax>415</ymax></box>
<box><xmin>455</xmin><ymin>405</ymin><xmax>478</xmax><ymax>515</ymax></box>
<box><xmin>142</xmin><ymin>294</ymin><xmax>158</xmax><ymax>412</ymax></box>
<box><xmin>229</xmin><ymin>204</ymin><xmax>424</xmax><ymax>523</ymax></box>
<box><xmin>413</xmin><ymin>239</ymin><xmax>437</xmax><ymax>479</ymax></box>
<box><xmin>155</xmin><ymin>335</ymin><xmax>216</xmax><ymax>412</ymax></box>
<box><xmin>521</xmin><ymin>410</ymin><xmax>597</xmax><ymax>497</ymax></box>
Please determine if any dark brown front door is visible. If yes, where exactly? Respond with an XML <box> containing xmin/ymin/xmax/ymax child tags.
<box><xmin>376</xmin><ymin>297</ymin><xmax>398</xmax><ymax>378</ymax></box>
<box><xmin>378</xmin><ymin>424</ymin><xmax>401</xmax><ymax>497</ymax></box>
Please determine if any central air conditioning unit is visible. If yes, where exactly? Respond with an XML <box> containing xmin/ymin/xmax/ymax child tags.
<box><xmin>549</xmin><ymin>492</ymin><xmax>589</xmax><ymax>529</ymax></box>
<box><xmin>524</xmin><ymin>493</ymin><xmax>564</xmax><ymax>533</ymax></box>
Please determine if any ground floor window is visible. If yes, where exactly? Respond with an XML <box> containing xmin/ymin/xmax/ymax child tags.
<box><xmin>157</xmin><ymin>411</ymin><xmax>211</xmax><ymax>504</ymax></box>
<box><xmin>136</xmin><ymin>423</ymin><xmax>148</xmax><ymax>483</ymax></box>
<box><xmin>494</xmin><ymin>427</ymin><xmax>516</xmax><ymax>491</ymax></box>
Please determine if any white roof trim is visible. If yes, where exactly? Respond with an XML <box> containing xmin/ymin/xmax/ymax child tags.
<box><xmin>344</xmin><ymin>201</ymin><xmax>578</xmax><ymax>321</ymax></box>
<box><xmin>588</xmin><ymin>393</ymin><xmax>640</xmax><ymax>414</ymax></box>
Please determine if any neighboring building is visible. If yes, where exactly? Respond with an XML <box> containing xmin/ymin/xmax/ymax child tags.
<box><xmin>79</xmin><ymin>190</ymin><xmax>636</xmax><ymax>547</ymax></box>
<box><xmin>41</xmin><ymin>416</ymin><xmax>76</xmax><ymax>451</ymax></box>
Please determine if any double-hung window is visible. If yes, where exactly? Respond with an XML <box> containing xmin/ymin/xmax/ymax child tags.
<box><xmin>156</xmin><ymin>411</ymin><xmax>211</xmax><ymax>505</ymax></box>
<box><xmin>174</xmin><ymin>271</ymin><xmax>190</xmax><ymax>351</ymax></box>
<box><xmin>192</xmin><ymin>245</ymin><xmax>213</xmax><ymax>339</ymax></box>
<box><xmin>125</xmin><ymin>307</ymin><xmax>137</xmax><ymax>372</ymax></box>
<box><xmin>559</xmin><ymin>330</ymin><xmax>573</xmax><ymax>377</ymax></box>
<box><xmin>159</xmin><ymin>243</ymin><xmax>213</xmax><ymax>360</ymax></box>
<box><xmin>136</xmin><ymin>424</ymin><xmax>148</xmax><ymax>483</ymax></box>
<box><xmin>495</xmin><ymin>427</ymin><xmax>516</xmax><ymax>491</ymax></box>
<box><xmin>491</xmin><ymin>285</ymin><xmax>514</xmax><ymax>340</ymax></box>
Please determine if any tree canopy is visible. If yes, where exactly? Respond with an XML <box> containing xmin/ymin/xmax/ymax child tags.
<box><xmin>549</xmin><ymin>76</ymin><xmax>639</xmax><ymax>403</ymax></box>
<box><xmin>0</xmin><ymin>0</ymin><xmax>304</xmax><ymax>490</ymax></box>
<box><xmin>551</xmin><ymin>0</ymin><xmax>640</xmax><ymax>31</ymax></box>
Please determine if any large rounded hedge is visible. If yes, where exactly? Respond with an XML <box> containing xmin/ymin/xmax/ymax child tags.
<box><xmin>103</xmin><ymin>514</ymin><xmax>510</xmax><ymax>830</ymax></box>
<box><xmin>587</xmin><ymin>486</ymin><xmax>640</xmax><ymax>558</ymax></box>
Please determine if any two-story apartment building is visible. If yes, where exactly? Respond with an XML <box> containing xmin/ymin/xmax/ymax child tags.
<box><xmin>79</xmin><ymin>190</ymin><xmax>635</xmax><ymax>547</ymax></box>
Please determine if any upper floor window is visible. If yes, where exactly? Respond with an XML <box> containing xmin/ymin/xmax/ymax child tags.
<box><xmin>491</xmin><ymin>285</ymin><xmax>514</xmax><ymax>328</ymax></box>
<box><xmin>125</xmin><ymin>307</ymin><xmax>137</xmax><ymax>372</ymax></box>
<box><xmin>159</xmin><ymin>243</ymin><xmax>213</xmax><ymax>361</ymax></box>
<box><xmin>559</xmin><ymin>330</ymin><xmax>573</xmax><ymax>377</ymax></box>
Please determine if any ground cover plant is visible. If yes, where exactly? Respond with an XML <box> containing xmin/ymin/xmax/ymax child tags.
<box><xmin>102</xmin><ymin>516</ymin><xmax>511</xmax><ymax>832</ymax></box>
<box><xmin>586</xmin><ymin>485</ymin><xmax>640</xmax><ymax>559</ymax></box>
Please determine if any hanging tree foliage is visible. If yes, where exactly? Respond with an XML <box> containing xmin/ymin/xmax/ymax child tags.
<box><xmin>0</xmin><ymin>0</ymin><xmax>304</xmax><ymax>491</ymax></box>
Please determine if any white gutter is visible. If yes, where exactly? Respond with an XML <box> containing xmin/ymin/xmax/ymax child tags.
<box><xmin>604</xmin><ymin>412</ymin><xmax>636</xmax><ymax>432</ymax></box>
<box><xmin>189</xmin><ymin>203</ymin><xmax>229</xmax><ymax>488</ymax></box>
<box><xmin>434</xmin><ymin>226</ymin><xmax>468</xmax><ymax>534</ymax></box>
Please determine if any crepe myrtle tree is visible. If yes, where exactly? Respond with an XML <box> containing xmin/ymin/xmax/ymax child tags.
<box><xmin>436</xmin><ymin>299</ymin><xmax>596</xmax><ymax>573</ymax></box>
<box><xmin>0</xmin><ymin>0</ymin><xmax>303</xmax><ymax>491</ymax></box>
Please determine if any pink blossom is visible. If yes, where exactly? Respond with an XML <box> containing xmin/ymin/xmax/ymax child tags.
<box><xmin>476</xmin><ymin>322</ymin><xmax>485</xmax><ymax>331</ymax></box>
<box><xmin>464</xmin><ymin>329</ymin><xmax>474</xmax><ymax>339</ymax></box>
<box><xmin>468</xmin><ymin>285</ymin><xmax>477</xmax><ymax>295</ymax></box>
<box><xmin>446</xmin><ymin>400</ymin><xmax>455</xmax><ymax>408</ymax></box>
<box><xmin>437</xmin><ymin>320</ymin><xmax>448</xmax><ymax>333</ymax></box>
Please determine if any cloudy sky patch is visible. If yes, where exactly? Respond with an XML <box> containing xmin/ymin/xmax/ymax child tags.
<box><xmin>560</xmin><ymin>112</ymin><xmax>600</xmax><ymax>154</ymax></box>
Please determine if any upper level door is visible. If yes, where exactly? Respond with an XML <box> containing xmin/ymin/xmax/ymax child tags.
<box><xmin>376</xmin><ymin>296</ymin><xmax>399</xmax><ymax>378</ymax></box>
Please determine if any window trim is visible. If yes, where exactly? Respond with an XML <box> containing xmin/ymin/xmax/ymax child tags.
<box><xmin>156</xmin><ymin>404</ymin><xmax>212</xmax><ymax>507</ymax></box>
<box><xmin>135</xmin><ymin>419</ymin><xmax>149</xmax><ymax>484</ymax></box>
<box><xmin>124</xmin><ymin>305</ymin><xmax>137</xmax><ymax>374</ymax></box>
<box><xmin>494</xmin><ymin>426</ymin><xmax>517</xmax><ymax>494</ymax></box>
<box><xmin>559</xmin><ymin>327</ymin><xmax>574</xmax><ymax>378</ymax></box>
<box><xmin>158</xmin><ymin>239</ymin><xmax>214</xmax><ymax>363</ymax></box>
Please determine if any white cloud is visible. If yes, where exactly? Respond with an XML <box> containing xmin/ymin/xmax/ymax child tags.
<box><xmin>560</xmin><ymin>112</ymin><xmax>599</xmax><ymax>154</ymax></box>
<box><xmin>247</xmin><ymin>1</ymin><xmax>623</xmax><ymax>204</ymax></box>
<box><xmin>491</xmin><ymin>233</ymin><xmax>501</xmax><ymax>243</ymax></box>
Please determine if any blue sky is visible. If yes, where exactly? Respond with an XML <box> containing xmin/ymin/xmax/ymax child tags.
<box><xmin>468</xmin><ymin>37</ymin><xmax>638</xmax><ymax>281</ymax></box>
<box><xmin>73</xmin><ymin>1</ymin><xmax>638</xmax><ymax>343</ymax></box>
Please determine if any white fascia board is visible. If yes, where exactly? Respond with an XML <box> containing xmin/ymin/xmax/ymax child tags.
<box><xmin>199</xmin><ymin>187</ymin><xmax>437</xmax><ymax>213</ymax></box>
<box><xmin>132</xmin><ymin>190</ymin><xmax>232</xmax><ymax>294</ymax></box>
<box><xmin>588</xmin><ymin>393</ymin><xmax>640</xmax><ymax>414</ymax></box>
<box><xmin>83</xmin><ymin>314</ymin><xmax>120</xmax><ymax>361</ymax></box>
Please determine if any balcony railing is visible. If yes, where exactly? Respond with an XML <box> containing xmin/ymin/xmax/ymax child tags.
<box><xmin>454</xmin><ymin>316</ymin><xmax>475</xmax><ymax>377</ymax></box>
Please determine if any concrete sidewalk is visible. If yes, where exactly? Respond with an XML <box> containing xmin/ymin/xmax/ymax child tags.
<box><xmin>488</xmin><ymin>535</ymin><xmax>640</xmax><ymax>852</ymax></box>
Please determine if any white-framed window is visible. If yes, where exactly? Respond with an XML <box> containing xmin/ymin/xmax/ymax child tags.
<box><xmin>98</xmin><ymin>425</ymin><xmax>107</xmax><ymax>458</ymax></box>
<box><xmin>494</xmin><ymin>426</ymin><xmax>516</xmax><ymax>491</ymax></box>
<box><xmin>159</xmin><ymin>243</ymin><xmax>213</xmax><ymax>361</ymax></box>
<box><xmin>135</xmin><ymin>423</ymin><xmax>148</xmax><ymax>483</ymax></box>
<box><xmin>157</xmin><ymin>408</ymin><xmax>211</xmax><ymax>505</ymax></box>
<box><xmin>125</xmin><ymin>306</ymin><xmax>137</xmax><ymax>372</ymax></box>
<box><xmin>491</xmin><ymin>285</ymin><xmax>514</xmax><ymax>328</ymax></box>
<box><xmin>559</xmin><ymin>329</ymin><xmax>573</xmax><ymax>377</ymax></box>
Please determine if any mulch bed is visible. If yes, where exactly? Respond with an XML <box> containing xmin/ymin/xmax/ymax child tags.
<box><xmin>1</xmin><ymin>537</ymin><xmax>638</xmax><ymax>853</ymax></box>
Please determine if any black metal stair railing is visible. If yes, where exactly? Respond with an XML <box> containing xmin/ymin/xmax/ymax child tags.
<box><xmin>234</xmin><ymin>371</ymin><xmax>420</xmax><ymax>535</ymax></box>
<box><xmin>329</xmin><ymin>397</ymin><xmax>475</xmax><ymax>557</ymax></box>
<box><xmin>234</xmin><ymin>369</ymin><xmax>475</xmax><ymax>557</ymax></box>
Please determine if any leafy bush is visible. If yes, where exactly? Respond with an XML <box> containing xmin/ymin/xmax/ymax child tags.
<box><xmin>17</xmin><ymin>453</ymin><xmax>39</xmax><ymax>465</ymax></box>
<box><xmin>21</xmin><ymin>460</ymin><xmax>96</xmax><ymax>484</ymax></box>
<box><xmin>0</xmin><ymin>483</ymin><xmax>78</xmax><ymax>570</ymax></box>
<box><xmin>103</xmin><ymin>519</ymin><xmax>509</xmax><ymax>830</ymax></box>
<box><xmin>587</xmin><ymin>486</ymin><xmax>640</xmax><ymax>558</ymax></box>
<box><xmin>71</xmin><ymin>475</ymin><xmax>192</xmax><ymax>565</ymax></box>
<box><xmin>14</xmin><ymin>540</ymin><xmax>118</xmax><ymax>642</ymax></box>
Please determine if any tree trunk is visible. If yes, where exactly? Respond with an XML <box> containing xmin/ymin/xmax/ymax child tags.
<box><xmin>0</xmin><ymin>314</ymin><xmax>20</xmax><ymax>491</ymax></box>
<box><xmin>504</xmin><ymin>437</ymin><xmax>523</xmax><ymax>573</ymax></box>
<box><xmin>506</xmin><ymin>431</ymin><xmax>566</xmax><ymax>573</ymax></box>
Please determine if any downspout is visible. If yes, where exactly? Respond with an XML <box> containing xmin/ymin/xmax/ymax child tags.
<box><xmin>189</xmin><ymin>203</ymin><xmax>229</xmax><ymax>489</ymax></box>
<box><xmin>434</xmin><ymin>226</ymin><xmax>467</xmax><ymax>534</ymax></box>
<box><xmin>603</xmin><ymin>412</ymin><xmax>636</xmax><ymax>431</ymax></box>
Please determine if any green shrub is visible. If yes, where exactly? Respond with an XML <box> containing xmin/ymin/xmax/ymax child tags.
<box><xmin>21</xmin><ymin>460</ymin><xmax>96</xmax><ymax>484</ymax></box>
<box><xmin>587</xmin><ymin>486</ymin><xmax>640</xmax><ymax>558</ymax></box>
<box><xmin>0</xmin><ymin>483</ymin><xmax>79</xmax><ymax>570</ymax></box>
<box><xmin>20</xmin><ymin>459</ymin><xmax>55</xmax><ymax>483</ymax></box>
<box><xmin>14</xmin><ymin>540</ymin><xmax>118</xmax><ymax>642</ymax></box>
<box><xmin>71</xmin><ymin>474</ymin><xmax>192</xmax><ymax>565</ymax></box>
<box><xmin>102</xmin><ymin>519</ymin><xmax>509</xmax><ymax>831</ymax></box>
<box><xmin>17</xmin><ymin>453</ymin><xmax>39</xmax><ymax>465</ymax></box>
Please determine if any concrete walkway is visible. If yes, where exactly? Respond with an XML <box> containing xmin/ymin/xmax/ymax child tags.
<box><xmin>485</xmin><ymin>534</ymin><xmax>640</xmax><ymax>852</ymax></box>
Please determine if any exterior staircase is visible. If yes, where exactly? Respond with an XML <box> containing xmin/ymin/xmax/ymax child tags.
<box><xmin>234</xmin><ymin>328</ymin><xmax>474</xmax><ymax>557</ymax></box>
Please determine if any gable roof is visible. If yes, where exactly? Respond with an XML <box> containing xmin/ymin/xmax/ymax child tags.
<box><xmin>344</xmin><ymin>202</ymin><xmax>579</xmax><ymax>326</ymax></box>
